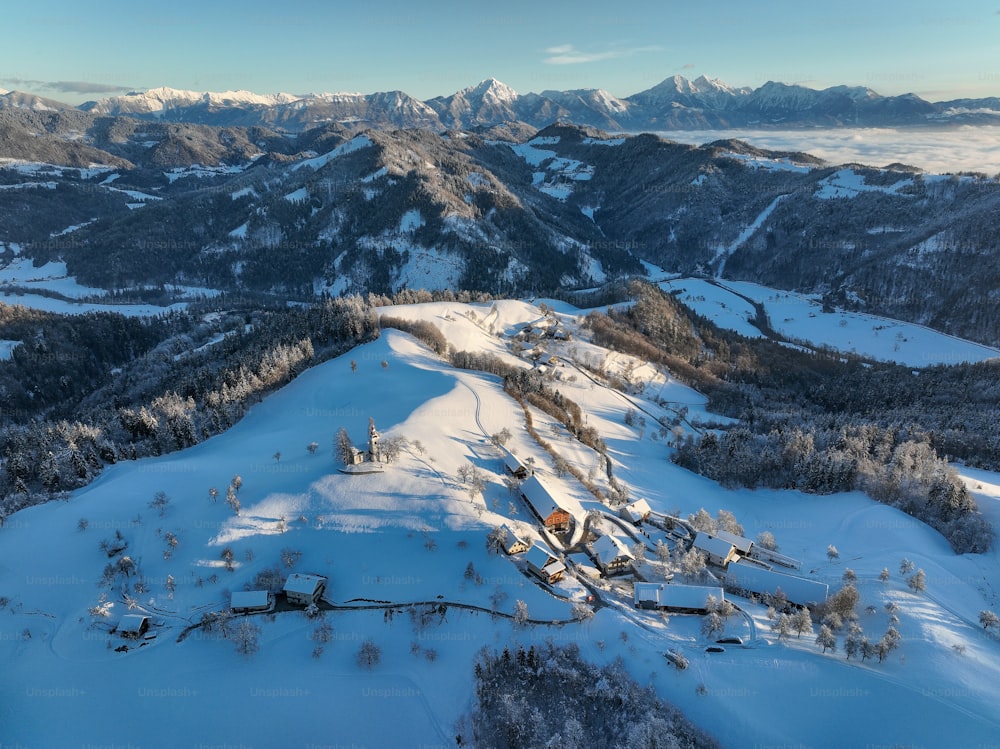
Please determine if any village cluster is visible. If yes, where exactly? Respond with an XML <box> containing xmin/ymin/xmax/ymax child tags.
<box><xmin>495</xmin><ymin>447</ymin><xmax>829</xmax><ymax>624</ymax></box>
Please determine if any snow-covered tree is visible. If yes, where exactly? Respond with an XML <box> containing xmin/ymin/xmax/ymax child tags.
<box><xmin>816</xmin><ymin>624</ymin><xmax>837</xmax><ymax>653</ymax></box>
<box><xmin>906</xmin><ymin>568</ymin><xmax>927</xmax><ymax>592</ymax></box>
<box><xmin>234</xmin><ymin>619</ymin><xmax>260</xmax><ymax>657</ymax></box>
<box><xmin>513</xmin><ymin>599</ymin><xmax>530</xmax><ymax>627</ymax></box>
<box><xmin>756</xmin><ymin>531</ymin><xmax>778</xmax><ymax>551</ymax></box>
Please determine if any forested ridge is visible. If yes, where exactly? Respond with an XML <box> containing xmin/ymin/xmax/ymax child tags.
<box><xmin>0</xmin><ymin>296</ymin><xmax>378</xmax><ymax>521</ymax></box>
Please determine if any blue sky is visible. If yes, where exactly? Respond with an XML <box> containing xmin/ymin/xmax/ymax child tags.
<box><xmin>2</xmin><ymin>0</ymin><xmax>999</xmax><ymax>104</ymax></box>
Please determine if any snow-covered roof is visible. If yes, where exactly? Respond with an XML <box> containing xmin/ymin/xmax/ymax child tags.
<box><xmin>524</xmin><ymin>543</ymin><xmax>556</xmax><ymax>570</ymax></box>
<box><xmin>726</xmin><ymin>558</ymin><xmax>829</xmax><ymax>605</ymax></box>
<box><xmin>634</xmin><ymin>583</ymin><xmax>724</xmax><ymax>610</ymax></box>
<box><xmin>593</xmin><ymin>534</ymin><xmax>634</xmax><ymax>563</ymax></box>
<box><xmin>622</xmin><ymin>499</ymin><xmax>652</xmax><ymax>522</ymax></box>
<box><xmin>283</xmin><ymin>573</ymin><xmax>326</xmax><ymax>596</ymax></box>
<box><xmin>501</xmin><ymin>524</ymin><xmax>526</xmax><ymax>547</ymax></box>
<box><xmin>693</xmin><ymin>532</ymin><xmax>737</xmax><ymax>560</ymax></box>
<box><xmin>118</xmin><ymin>614</ymin><xmax>149</xmax><ymax>633</ymax></box>
<box><xmin>520</xmin><ymin>475</ymin><xmax>562</xmax><ymax>518</ymax></box>
<box><xmin>713</xmin><ymin>529</ymin><xmax>753</xmax><ymax>555</ymax></box>
<box><xmin>543</xmin><ymin>559</ymin><xmax>566</xmax><ymax>577</ymax></box>
<box><xmin>502</xmin><ymin>449</ymin><xmax>528</xmax><ymax>475</ymax></box>
<box><xmin>231</xmin><ymin>590</ymin><xmax>270</xmax><ymax>609</ymax></box>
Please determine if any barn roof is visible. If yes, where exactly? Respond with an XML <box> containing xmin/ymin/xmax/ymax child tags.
<box><xmin>231</xmin><ymin>590</ymin><xmax>270</xmax><ymax>610</ymax></box>
<box><xmin>693</xmin><ymin>532</ymin><xmax>737</xmax><ymax>560</ymax></box>
<box><xmin>520</xmin><ymin>475</ymin><xmax>562</xmax><ymax>518</ymax></box>
<box><xmin>727</xmin><ymin>558</ymin><xmax>829</xmax><ymax>605</ymax></box>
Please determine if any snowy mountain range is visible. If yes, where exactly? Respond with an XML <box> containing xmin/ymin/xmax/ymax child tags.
<box><xmin>4</xmin><ymin>75</ymin><xmax>1000</xmax><ymax>131</ymax></box>
<box><xmin>3</xmin><ymin>116</ymin><xmax>1000</xmax><ymax>347</ymax></box>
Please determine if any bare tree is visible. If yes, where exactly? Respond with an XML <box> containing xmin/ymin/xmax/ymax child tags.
<box><xmin>148</xmin><ymin>491</ymin><xmax>170</xmax><ymax>517</ymax></box>
<box><xmin>357</xmin><ymin>638</ymin><xmax>381</xmax><ymax>669</ymax></box>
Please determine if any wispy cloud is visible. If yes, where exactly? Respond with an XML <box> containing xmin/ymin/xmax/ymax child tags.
<box><xmin>543</xmin><ymin>43</ymin><xmax>661</xmax><ymax>65</ymax></box>
<box><xmin>0</xmin><ymin>78</ymin><xmax>133</xmax><ymax>95</ymax></box>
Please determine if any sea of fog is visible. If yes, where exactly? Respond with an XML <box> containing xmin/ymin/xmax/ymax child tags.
<box><xmin>655</xmin><ymin>125</ymin><xmax>1000</xmax><ymax>176</ymax></box>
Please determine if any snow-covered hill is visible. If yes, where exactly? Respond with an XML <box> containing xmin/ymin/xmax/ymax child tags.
<box><xmin>2</xmin><ymin>297</ymin><xmax>999</xmax><ymax>748</ymax></box>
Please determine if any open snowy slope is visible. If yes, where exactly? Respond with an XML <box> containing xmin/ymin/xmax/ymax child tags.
<box><xmin>660</xmin><ymin>277</ymin><xmax>1000</xmax><ymax>366</ymax></box>
<box><xmin>1</xmin><ymin>298</ymin><xmax>999</xmax><ymax>748</ymax></box>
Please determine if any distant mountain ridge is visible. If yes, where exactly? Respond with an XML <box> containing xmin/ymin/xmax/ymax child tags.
<box><xmin>4</xmin><ymin>75</ymin><xmax>999</xmax><ymax>132</ymax></box>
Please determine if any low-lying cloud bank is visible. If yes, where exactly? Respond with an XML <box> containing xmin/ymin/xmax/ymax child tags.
<box><xmin>658</xmin><ymin>126</ymin><xmax>1000</xmax><ymax>175</ymax></box>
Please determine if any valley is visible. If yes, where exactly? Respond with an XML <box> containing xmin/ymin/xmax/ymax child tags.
<box><xmin>1</xmin><ymin>297</ymin><xmax>998</xmax><ymax>748</ymax></box>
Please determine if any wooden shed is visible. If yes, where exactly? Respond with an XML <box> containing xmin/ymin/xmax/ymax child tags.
<box><xmin>118</xmin><ymin>614</ymin><xmax>150</xmax><ymax>639</ymax></box>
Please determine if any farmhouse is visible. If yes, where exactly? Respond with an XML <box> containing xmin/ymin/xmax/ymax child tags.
<box><xmin>283</xmin><ymin>573</ymin><xmax>327</xmax><ymax>606</ymax></box>
<box><xmin>524</xmin><ymin>543</ymin><xmax>566</xmax><ymax>584</ymax></box>
<box><xmin>620</xmin><ymin>499</ymin><xmax>652</xmax><ymax>525</ymax></box>
<box><xmin>634</xmin><ymin>583</ymin><xmax>726</xmax><ymax>614</ymax></box>
<box><xmin>231</xmin><ymin>590</ymin><xmax>271</xmax><ymax>614</ymax></box>
<box><xmin>520</xmin><ymin>475</ymin><xmax>573</xmax><ymax>534</ymax></box>
<box><xmin>592</xmin><ymin>534</ymin><xmax>635</xmax><ymax>574</ymax></box>
<box><xmin>693</xmin><ymin>532</ymin><xmax>739</xmax><ymax>568</ymax></box>
<box><xmin>500</xmin><ymin>524</ymin><xmax>530</xmax><ymax>555</ymax></box>
<box><xmin>118</xmin><ymin>614</ymin><xmax>150</xmax><ymax>639</ymax></box>
<box><xmin>726</xmin><ymin>558</ymin><xmax>829</xmax><ymax>606</ymax></box>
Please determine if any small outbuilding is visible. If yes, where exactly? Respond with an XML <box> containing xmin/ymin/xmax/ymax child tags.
<box><xmin>621</xmin><ymin>499</ymin><xmax>652</xmax><ymax>525</ymax></box>
<box><xmin>502</xmin><ymin>449</ymin><xmax>532</xmax><ymax>480</ymax></box>
<box><xmin>231</xmin><ymin>590</ymin><xmax>272</xmax><ymax>614</ymax></box>
<box><xmin>118</xmin><ymin>614</ymin><xmax>150</xmax><ymax>639</ymax></box>
<box><xmin>283</xmin><ymin>573</ymin><xmax>327</xmax><ymax>606</ymax></box>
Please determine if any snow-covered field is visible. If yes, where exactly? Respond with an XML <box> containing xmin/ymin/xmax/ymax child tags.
<box><xmin>659</xmin><ymin>277</ymin><xmax>1000</xmax><ymax>366</ymax></box>
<box><xmin>1</xmin><ymin>298</ymin><xmax>999</xmax><ymax>748</ymax></box>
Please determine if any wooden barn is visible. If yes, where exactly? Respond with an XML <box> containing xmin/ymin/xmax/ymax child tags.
<box><xmin>283</xmin><ymin>573</ymin><xmax>327</xmax><ymax>606</ymax></box>
<box><xmin>520</xmin><ymin>475</ymin><xmax>573</xmax><ymax>535</ymax></box>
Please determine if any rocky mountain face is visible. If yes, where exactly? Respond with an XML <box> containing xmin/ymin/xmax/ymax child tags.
<box><xmin>15</xmin><ymin>75</ymin><xmax>991</xmax><ymax>132</ymax></box>
<box><xmin>2</xmin><ymin>114</ymin><xmax>999</xmax><ymax>346</ymax></box>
